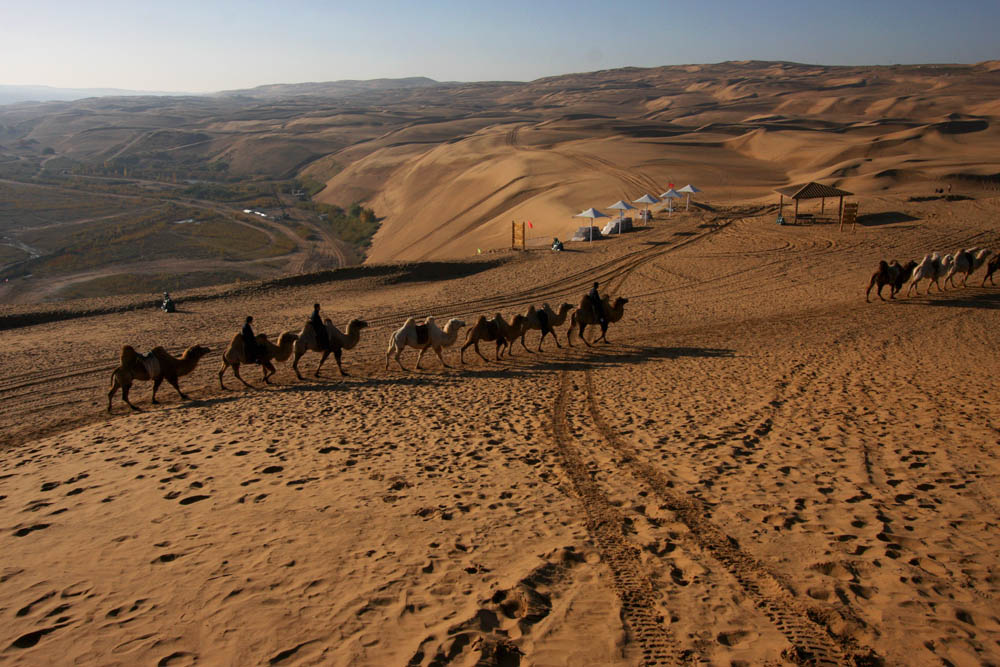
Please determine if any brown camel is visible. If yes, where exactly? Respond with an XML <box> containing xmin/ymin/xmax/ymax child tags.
<box><xmin>568</xmin><ymin>296</ymin><xmax>629</xmax><ymax>346</ymax></box>
<box><xmin>494</xmin><ymin>312</ymin><xmax>526</xmax><ymax>358</ymax></box>
<box><xmin>866</xmin><ymin>259</ymin><xmax>917</xmax><ymax>302</ymax></box>
<box><xmin>519</xmin><ymin>302</ymin><xmax>573</xmax><ymax>352</ymax></box>
<box><xmin>292</xmin><ymin>318</ymin><xmax>368</xmax><ymax>379</ymax></box>
<box><xmin>219</xmin><ymin>331</ymin><xmax>298</xmax><ymax>389</ymax></box>
<box><xmin>461</xmin><ymin>314</ymin><xmax>508</xmax><ymax>363</ymax></box>
<box><xmin>107</xmin><ymin>344</ymin><xmax>210</xmax><ymax>413</ymax></box>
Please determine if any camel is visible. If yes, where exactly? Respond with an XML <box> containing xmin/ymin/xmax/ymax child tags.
<box><xmin>107</xmin><ymin>344</ymin><xmax>210</xmax><ymax>413</ymax></box>
<box><xmin>218</xmin><ymin>331</ymin><xmax>298</xmax><ymax>389</ymax></box>
<box><xmin>386</xmin><ymin>316</ymin><xmax>466</xmax><ymax>370</ymax></box>
<box><xmin>495</xmin><ymin>312</ymin><xmax>526</xmax><ymax>358</ymax></box>
<box><xmin>906</xmin><ymin>252</ymin><xmax>953</xmax><ymax>296</ymax></box>
<box><xmin>944</xmin><ymin>248</ymin><xmax>991</xmax><ymax>288</ymax></box>
<box><xmin>292</xmin><ymin>318</ymin><xmax>369</xmax><ymax>379</ymax></box>
<box><xmin>982</xmin><ymin>254</ymin><xmax>1000</xmax><ymax>287</ymax></box>
<box><xmin>866</xmin><ymin>259</ymin><xmax>917</xmax><ymax>302</ymax></box>
<box><xmin>461</xmin><ymin>314</ymin><xmax>508</xmax><ymax>363</ymax></box>
<box><xmin>519</xmin><ymin>303</ymin><xmax>574</xmax><ymax>352</ymax></box>
<box><xmin>568</xmin><ymin>295</ymin><xmax>629</xmax><ymax>346</ymax></box>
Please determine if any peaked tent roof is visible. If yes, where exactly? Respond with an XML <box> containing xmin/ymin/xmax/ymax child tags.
<box><xmin>776</xmin><ymin>182</ymin><xmax>853</xmax><ymax>199</ymax></box>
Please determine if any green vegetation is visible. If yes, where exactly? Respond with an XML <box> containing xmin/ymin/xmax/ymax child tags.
<box><xmin>296</xmin><ymin>200</ymin><xmax>380</xmax><ymax>247</ymax></box>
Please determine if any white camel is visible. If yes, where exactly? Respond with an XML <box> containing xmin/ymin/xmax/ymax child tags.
<box><xmin>292</xmin><ymin>318</ymin><xmax>368</xmax><ymax>379</ymax></box>
<box><xmin>385</xmin><ymin>317</ymin><xmax>466</xmax><ymax>370</ymax></box>
<box><xmin>906</xmin><ymin>252</ymin><xmax>953</xmax><ymax>296</ymax></box>
<box><xmin>944</xmin><ymin>248</ymin><xmax>991</xmax><ymax>288</ymax></box>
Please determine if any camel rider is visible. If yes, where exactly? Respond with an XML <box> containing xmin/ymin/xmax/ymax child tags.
<box><xmin>242</xmin><ymin>316</ymin><xmax>261</xmax><ymax>364</ymax></box>
<box><xmin>588</xmin><ymin>281</ymin><xmax>607</xmax><ymax>327</ymax></box>
<box><xmin>310</xmin><ymin>303</ymin><xmax>331</xmax><ymax>351</ymax></box>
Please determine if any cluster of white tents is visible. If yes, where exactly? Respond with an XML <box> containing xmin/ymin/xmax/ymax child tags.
<box><xmin>571</xmin><ymin>185</ymin><xmax>702</xmax><ymax>241</ymax></box>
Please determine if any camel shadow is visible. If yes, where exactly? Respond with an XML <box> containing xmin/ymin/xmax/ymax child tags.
<box><xmin>893</xmin><ymin>289</ymin><xmax>1000</xmax><ymax>310</ymax></box>
<box><xmin>460</xmin><ymin>343</ymin><xmax>735</xmax><ymax>375</ymax></box>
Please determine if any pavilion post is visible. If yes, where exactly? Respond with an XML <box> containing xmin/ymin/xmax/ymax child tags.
<box><xmin>838</xmin><ymin>197</ymin><xmax>844</xmax><ymax>231</ymax></box>
<box><xmin>821</xmin><ymin>197</ymin><xmax>825</xmax><ymax>214</ymax></box>
<box><xmin>794</xmin><ymin>198</ymin><xmax>799</xmax><ymax>224</ymax></box>
<box><xmin>779</xmin><ymin>194</ymin><xmax>783</xmax><ymax>216</ymax></box>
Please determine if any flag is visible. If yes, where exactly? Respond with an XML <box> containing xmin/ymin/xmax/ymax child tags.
<box><xmin>668</xmin><ymin>182</ymin><xmax>674</xmax><ymax>188</ymax></box>
<box><xmin>527</xmin><ymin>220</ymin><xmax>533</xmax><ymax>229</ymax></box>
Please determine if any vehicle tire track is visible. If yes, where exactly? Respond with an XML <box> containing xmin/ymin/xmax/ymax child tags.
<box><xmin>581</xmin><ymin>368</ymin><xmax>873</xmax><ymax>667</ymax></box>
<box><xmin>550</xmin><ymin>371</ymin><xmax>683</xmax><ymax>665</ymax></box>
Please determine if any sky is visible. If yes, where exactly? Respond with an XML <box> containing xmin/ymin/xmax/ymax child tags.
<box><xmin>2</xmin><ymin>0</ymin><xmax>998</xmax><ymax>92</ymax></box>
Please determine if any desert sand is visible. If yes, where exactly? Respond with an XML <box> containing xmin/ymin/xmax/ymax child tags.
<box><xmin>2</xmin><ymin>190</ymin><xmax>999</xmax><ymax>665</ymax></box>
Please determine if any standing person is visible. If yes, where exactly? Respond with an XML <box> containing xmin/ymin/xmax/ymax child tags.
<box><xmin>310</xmin><ymin>303</ymin><xmax>330</xmax><ymax>351</ymax></box>
<box><xmin>242</xmin><ymin>316</ymin><xmax>260</xmax><ymax>364</ymax></box>
<box><xmin>587</xmin><ymin>281</ymin><xmax>607</xmax><ymax>327</ymax></box>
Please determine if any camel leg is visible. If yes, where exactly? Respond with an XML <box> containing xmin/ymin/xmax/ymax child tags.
<box><xmin>433</xmin><ymin>346</ymin><xmax>450</xmax><ymax>368</ymax></box>
<box><xmin>579</xmin><ymin>323</ymin><xmax>592</xmax><ymax>347</ymax></box>
<box><xmin>151</xmin><ymin>377</ymin><xmax>163</xmax><ymax>404</ymax></box>
<box><xmin>293</xmin><ymin>350</ymin><xmax>306</xmax><ymax>380</ymax></box>
<box><xmin>232</xmin><ymin>363</ymin><xmax>255</xmax><ymax>390</ymax></box>
<box><xmin>495</xmin><ymin>339</ymin><xmax>503</xmax><ymax>361</ymax></box>
<box><xmin>121</xmin><ymin>381</ymin><xmax>141</xmax><ymax>412</ymax></box>
<box><xmin>866</xmin><ymin>275</ymin><xmax>876</xmax><ymax>302</ymax></box>
<box><xmin>333</xmin><ymin>348</ymin><xmax>346</xmax><ymax>376</ymax></box>
<box><xmin>107</xmin><ymin>373</ymin><xmax>120</xmax><ymax>413</ymax></box>
<box><xmin>219</xmin><ymin>360</ymin><xmax>230</xmax><ymax>389</ymax></box>
<box><xmin>550</xmin><ymin>329</ymin><xmax>562</xmax><ymax>349</ymax></box>
<box><xmin>520</xmin><ymin>333</ymin><xmax>534</xmax><ymax>354</ymax></box>
<box><xmin>475</xmin><ymin>340</ymin><xmax>490</xmax><ymax>363</ymax></box>
<box><xmin>415</xmin><ymin>347</ymin><xmax>426</xmax><ymax>370</ymax></box>
<box><xmin>460</xmin><ymin>339</ymin><xmax>473</xmax><ymax>364</ymax></box>
<box><xmin>395</xmin><ymin>348</ymin><xmax>408</xmax><ymax>371</ymax></box>
<box><xmin>262</xmin><ymin>361</ymin><xmax>275</xmax><ymax>384</ymax></box>
<box><xmin>314</xmin><ymin>350</ymin><xmax>330</xmax><ymax>377</ymax></box>
<box><xmin>165</xmin><ymin>374</ymin><xmax>189</xmax><ymax>401</ymax></box>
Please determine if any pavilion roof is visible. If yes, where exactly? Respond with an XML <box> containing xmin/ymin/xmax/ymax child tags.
<box><xmin>776</xmin><ymin>182</ymin><xmax>853</xmax><ymax>200</ymax></box>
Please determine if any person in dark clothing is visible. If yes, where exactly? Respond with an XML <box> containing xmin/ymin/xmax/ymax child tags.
<box><xmin>310</xmin><ymin>303</ymin><xmax>330</xmax><ymax>351</ymax></box>
<box><xmin>588</xmin><ymin>281</ymin><xmax>607</xmax><ymax>327</ymax></box>
<box><xmin>242</xmin><ymin>316</ymin><xmax>260</xmax><ymax>364</ymax></box>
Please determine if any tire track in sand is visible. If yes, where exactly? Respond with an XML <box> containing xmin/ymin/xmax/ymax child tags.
<box><xmin>550</xmin><ymin>371</ymin><xmax>683</xmax><ymax>665</ymax></box>
<box><xmin>580</xmin><ymin>368</ymin><xmax>875</xmax><ymax>667</ymax></box>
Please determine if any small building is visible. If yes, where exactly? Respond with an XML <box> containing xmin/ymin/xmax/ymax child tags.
<box><xmin>776</xmin><ymin>182</ymin><xmax>853</xmax><ymax>226</ymax></box>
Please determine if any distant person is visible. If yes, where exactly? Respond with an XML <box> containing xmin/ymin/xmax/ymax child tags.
<box><xmin>161</xmin><ymin>291</ymin><xmax>176</xmax><ymax>313</ymax></box>
<box><xmin>310</xmin><ymin>303</ymin><xmax>330</xmax><ymax>351</ymax></box>
<box><xmin>587</xmin><ymin>281</ymin><xmax>607</xmax><ymax>327</ymax></box>
<box><xmin>552</xmin><ymin>237</ymin><xmax>564</xmax><ymax>251</ymax></box>
<box><xmin>242</xmin><ymin>316</ymin><xmax>260</xmax><ymax>364</ymax></box>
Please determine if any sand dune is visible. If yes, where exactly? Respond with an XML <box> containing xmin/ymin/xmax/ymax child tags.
<box><xmin>2</xmin><ymin>194</ymin><xmax>1000</xmax><ymax>665</ymax></box>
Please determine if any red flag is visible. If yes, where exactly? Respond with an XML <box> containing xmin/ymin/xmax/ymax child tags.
<box><xmin>527</xmin><ymin>220</ymin><xmax>533</xmax><ymax>229</ymax></box>
<box><xmin>668</xmin><ymin>182</ymin><xmax>674</xmax><ymax>188</ymax></box>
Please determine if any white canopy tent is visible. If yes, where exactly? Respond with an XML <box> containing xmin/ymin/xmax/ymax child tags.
<box><xmin>573</xmin><ymin>207</ymin><xmax>609</xmax><ymax>242</ymax></box>
<box><xmin>677</xmin><ymin>184</ymin><xmax>701</xmax><ymax>211</ymax></box>
<box><xmin>659</xmin><ymin>188</ymin><xmax>682</xmax><ymax>214</ymax></box>
<box><xmin>607</xmin><ymin>200</ymin><xmax>636</xmax><ymax>235</ymax></box>
<box><xmin>633</xmin><ymin>193</ymin><xmax>659</xmax><ymax>224</ymax></box>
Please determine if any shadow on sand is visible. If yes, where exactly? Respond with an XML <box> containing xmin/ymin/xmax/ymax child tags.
<box><xmin>893</xmin><ymin>289</ymin><xmax>1000</xmax><ymax>310</ymax></box>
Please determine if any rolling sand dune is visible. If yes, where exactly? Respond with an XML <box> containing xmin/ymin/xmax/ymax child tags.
<box><xmin>2</xmin><ymin>193</ymin><xmax>1000</xmax><ymax>665</ymax></box>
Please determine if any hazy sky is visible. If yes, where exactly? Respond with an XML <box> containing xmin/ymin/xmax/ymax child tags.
<box><xmin>3</xmin><ymin>0</ymin><xmax>997</xmax><ymax>92</ymax></box>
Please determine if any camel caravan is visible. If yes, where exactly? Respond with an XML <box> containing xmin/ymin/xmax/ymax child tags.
<box><xmin>866</xmin><ymin>247</ymin><xmax>995</xmax><ymax>301</ymax></box>
<box><xmin>108</xmin><ymin>286</ymin><xmax>629</xmax><ymax>412</ymax></box>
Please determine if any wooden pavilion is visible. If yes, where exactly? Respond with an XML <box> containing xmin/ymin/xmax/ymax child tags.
<box><xmin>776</xmin><ymin>182</ymin><xmax>854</xmax><ymax>228</ymax></box>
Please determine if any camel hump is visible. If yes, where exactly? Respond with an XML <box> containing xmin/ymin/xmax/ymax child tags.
<box><xmin>878</xmin><ymin>260</ymin><xmax>889</xmax><ymax>271</ymax></box>
<box><xmin>120</xmin><ymin>345</ymin><xmax>139</xmax><ymax>366</ymax></box>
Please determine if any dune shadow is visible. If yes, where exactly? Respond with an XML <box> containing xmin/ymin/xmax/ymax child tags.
<box><xmin>893</xmin><ymin>289</ymin><xmax>1000</xmax><ymax>309</ymax></box>
<box><xmin>858</xmin><ymin>211</ymin><xmax>920</xmax><ymax>227</ymax></box>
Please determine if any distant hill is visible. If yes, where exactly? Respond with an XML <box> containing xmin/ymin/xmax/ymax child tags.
<box><xmin>0</xmin><ymin>84</ymin><xmax>181</xmax><ymax>106</ymax></box>
<box><xmin>217</xmin><ymin>77</ymin><xmax>451</xmax><ymax>99</ymax></box>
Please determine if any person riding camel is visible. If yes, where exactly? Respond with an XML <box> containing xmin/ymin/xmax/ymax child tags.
<box><xmin>242</xmin><ymin>316</ymin><xmax>260</xmax><ymax>364</ymax></box>
<box><xmin>588</xmin><ymin>281</ymin><xmax>607</xmax><ymax>327</ymax></box>
<box><xmin>310</xmin><ymin>303</ymin><xmax>331</xmax><ymax>351</ymax></box>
